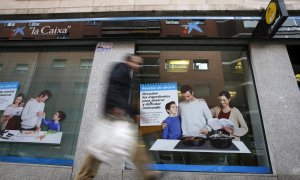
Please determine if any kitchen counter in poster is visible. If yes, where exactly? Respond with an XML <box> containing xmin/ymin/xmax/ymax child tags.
<box><xmin>150</xmin><ymin>139</ymin><xmax>251</xmax><ymax>153</ymax></box>
<box><xmin>0</xmin><ymin>130</ymin><xmax>62</xmax><ymax>144</ymax></box>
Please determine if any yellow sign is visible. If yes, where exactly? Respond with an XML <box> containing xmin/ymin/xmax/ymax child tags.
<box><xmin>265</xmin><ymin>2</ymin><xmax>277</xmax><ymax>25</ymax></box>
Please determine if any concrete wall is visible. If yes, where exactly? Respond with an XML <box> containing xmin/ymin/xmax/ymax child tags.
<box><xmin>249</xmin><ymin>41</ymin><xmax>300</xmax><ymax>179</ymax></box>
<box><xmin>0</xmin><ymin>0</ymin><xmax>299</xmax><ymax>15</ymax></box>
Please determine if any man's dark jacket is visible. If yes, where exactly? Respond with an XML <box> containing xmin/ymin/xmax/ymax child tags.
<box><xmin>104</xmin><ymin>62</ymin><xmax>132</xmax><ymax>114</ymax></box>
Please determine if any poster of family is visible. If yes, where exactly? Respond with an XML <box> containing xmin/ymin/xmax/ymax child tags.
<box><xmin>140</xmin><ymin>82</ymin><xmax>178</xmax><ymax>126</ymax></box>
<box><xmin>0</xmin><ymin>81</ymin><xmax>62</xmax><ymax>144</ymax></box>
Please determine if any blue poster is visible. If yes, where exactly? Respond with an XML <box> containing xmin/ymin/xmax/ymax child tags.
<box><xmin>0</xmin><ymin>81</ymin><xmax>19</xmax><ymax>110</ymax></box>
<box><xmin>140</xmin><ymin>82</ymin><xmax>178</xmax><ymax>126</ymax></box>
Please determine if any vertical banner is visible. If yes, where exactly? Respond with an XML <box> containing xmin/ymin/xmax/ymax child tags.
<box><xmin>140</xmin><ymin>82</ymin><xmax>178</xmax><ymax>126</ymax></box>
<box><xmin>0</xmin><ymin>82</ymin><xmax>19</xmax><ymax>110</ymax></box>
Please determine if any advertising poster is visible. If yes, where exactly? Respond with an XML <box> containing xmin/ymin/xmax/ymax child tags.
<box><xmin>0</xmin><ymin>86</ymin><xmax>63</xmax><ymax>144</ymax></box>
<box><xmin>140</xmin><ymin>82</ymin><xmax>178</xmax><ymax>126</ymax></box>
<box><xmin>96</xmin><ymin>42</ymin><xmax>113</xmax><ymax>52</ymax></box>
<box><xmin>0</xmin><ymin>82</ymin><xmax>19</xmax><ymax>110</ymax></box>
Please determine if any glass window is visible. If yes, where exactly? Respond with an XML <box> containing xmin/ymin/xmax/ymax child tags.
<box><xmin>134</xmin><ymin>44</ymin><xmax>271</xmax><ymax>174</ymax></box>
<box><xmin>193</xmin><ymin>59</ymin><xmax>209</xmax><ymax>70</ymax></box>
<box><xmin>194</xmin><ymin>84</ymin><xmax>211</xmax><ymax>97</ymax></box>
<box><xmin>0</xmin><ymin>46</ymin><xmax>94</xmax><ymax>166</ymax></box>
<box><xmin>52</xmin><ymin>59</ymin><xmax>67</xmax><ymax>69</ymax></box>
<box><xmin>73</xmin><ymin>82</ymin><xmax>87</xmax><ymax>94</ymax></box>
<box><xmin>80</xmin><ymin>59</ymin><xmax>93</xmax><ymax>69</ymax></box>
<box><xmin>15</xmin><ymin>63</ymin><xmax>29</xmax><ymax>74</ymax></box>
<box><xmin>165</xmin><ymin>59</ymin><xmax>190</xmax><ymax>72</ymax></box>
<box><xmin>243</xmin><ymin>21</ymin><xmax>258</xmax><ymax>28</ymax></box>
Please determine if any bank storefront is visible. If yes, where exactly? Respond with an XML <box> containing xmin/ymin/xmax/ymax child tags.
<box><xmin>0</xmin><ymin>8</ymin><xmax>299</xmax><ymax>180</ymax></box>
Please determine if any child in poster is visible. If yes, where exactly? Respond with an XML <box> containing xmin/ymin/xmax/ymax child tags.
<box><xmin>161</xmin><ymin>101</ymin><xmax>181</xmax><ymax>140</ymax></box>
<box><xmin>42</xmin><ymin>111</ymin><xmax>66</xmax><ymax>131</ymax></box>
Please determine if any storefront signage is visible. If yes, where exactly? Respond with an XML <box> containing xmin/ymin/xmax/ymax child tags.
<box><xmin>140</xmin><ymin>82</ymin><xmax>178</xmax><ymax>126</ymax></box>
<box><xmin>265</xmin><ymin>1</ymin><xmax>277</xmax><ymax>25</ymax></box>
<box><xmin>10</xmin><ymin>25</ymin><xmax>71</xmax><ymax>37</ymax></box>
<box><xmin>11</xmin><ymin>26</ymin><xmax>25</xmax><ymax>36</ymax></box>
<box><xmin>252</xmin><ymin>0</ymin><xmax>288</xmax><ymax>38</ymax></box>
<box><xmin>181</xmin><ymin>21</ymin><xmax>203</xmax><ymax>34</ymax></box>
<box><xmin>2</xmin><ymin>15</ymin><xmax>299</xmax><ymax>40</ymax></box>
<box><xmin>166</xmin><ymin>19</ymin><xmax>180</xmax><ymax>25</ymax></box>
<box><xmin>0</xmin><ymin>81</ymin><xmax>19</xmax><ymax>110</ymax></box>
<box><xmin>30</xmin><ymin>25</ymin><xmax>71</xmax><ymax>35</ymax></box>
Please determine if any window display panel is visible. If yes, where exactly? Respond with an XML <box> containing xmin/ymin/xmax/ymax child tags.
<box><xmin>133</xmin><ymin>45</ymin><xmax>271</xmax><ymax>173</ymax></box>
<box><xmin>0</xmin><ymin>46</ymin><xmax>94</xmax><ymax>166</ymax></box>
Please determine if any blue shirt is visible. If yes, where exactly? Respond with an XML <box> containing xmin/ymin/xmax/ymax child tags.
<box><xmin>162</xmin><ymin>116</ymin><xmax>181</xmax><ymax>139</ymax></box>
<box><xmin>42</xmin><ymin>118</ymin><xmax>61</xmax><ymax>131</ymax></box>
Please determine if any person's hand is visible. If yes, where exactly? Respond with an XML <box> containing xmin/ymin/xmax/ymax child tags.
<box><xmin>133</xmin><ymin>115</ymin><xmax>140</xmax><ymax>124</ymax></box>
<box><xmin>35</xmin><ymin>126</ymin><xmax>41</xmax><ymax>132</ymax></box>
<box><xmin>223</xmin><ymin>126</ymin><xmax>233</xmax><ymax>134</ymax></box>
<box><xmin>161</xmin><ymin>121</ymin><xmax>167</xmax><ymax>129</ymax></box>
<box><xmin>37</xmin><ymin>112</ymin><xmax>44</xmax><ymax>117</ymax></box>
<box><xmin>111</xmin><ymin>107</ymin><xmax>126</xmax><ymax>118</ymax></box>
<box><xmin>1</xmin><ymin>115</ymin><xmax>11</xmax><ymax>122</ymax></box>
<box><xmin>200</xmin><ymin>128</ymin><xmax>209</xmax><ymax>135</ymax></box>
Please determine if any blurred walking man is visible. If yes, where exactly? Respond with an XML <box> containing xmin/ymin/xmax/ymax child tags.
<box><xmin>75</xmin><ymin>54</ymin><xmax>161</xmax><ymax>180</ymax></box>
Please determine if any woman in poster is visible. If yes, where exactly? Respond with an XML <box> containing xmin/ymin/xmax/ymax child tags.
<box><xmin>210</xmin><ymin>90</ymin><xmax>248</xmax><ymax>140</ymax></box>
<box><xmin>1</xmin><ymin>93</ymin><xmax>25</xmax><ymax>130</ymax></box>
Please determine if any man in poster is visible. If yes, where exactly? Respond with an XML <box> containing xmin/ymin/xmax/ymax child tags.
<box><xmin>179</xmin><ymin>85</ymin><xmax>212</xmax><ymax>136</ymax></box>
<box><xmin>162</xmin><ymin>85</ymin><xmax>212</xmax><ymax>137</ymax></box>
<box><xmin>21</xmin><ymin>90</ymin><xmax>52</xmax><ymax>131</ymax></box>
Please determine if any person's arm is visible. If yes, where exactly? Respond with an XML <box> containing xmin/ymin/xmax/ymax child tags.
<box><xmin>162</xmin><ymin>126</ymin><xmax>169</xmax><ymax>139</ymax></box>
<box><xmin>1</xmin><ymin>115</ymin><xmax>10</xmax><ymax>122</ymax></box>
<box><xmin>42</xmin><ymin>118</ymin><xmax>50</xmax><ymax>125</ymax></box>
<box><xmin>161</xmin><ymin>119</ymin><xmax>167</xmax><ymax>129</ymax></box>
<box><xmin>210</xmin><ymin>106</ymin><xmax>217</xmax><ymax>118</ymax></box>
<box><xmin>3</xmin><ymin>106</ymin><xmax>14</xmax><ymax>117</ymax></box>
<box><xmin>202</xmin><ymin>101</ymin><xmax>213</xmax><ymax>132</ymax></box>
<box><xmin>35</xmin><ymin>103</ymin><xmax>45</xmax><ymax>128</ymax></box>
<box><xmin>56</xmin><ymin>123</ymin><xmax>61</xmax><ymax>131</ymax></box>
<box><xmin>30</xmin><ymin>103</ymin><xmax>45</xmax><ymax>132</ymax></box>
<box><xmin>232</xmin><ymin>108</ymin><xmax>249</xmax><ymax>137</ymax></box>
<box><xmin>161</xmin><ymin>120</ymin><xmax>169</xmax><ymax>139</ymax></box>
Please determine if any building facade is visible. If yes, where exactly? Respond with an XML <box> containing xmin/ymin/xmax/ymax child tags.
<box><xmin>0</xmin><ymin>1</ymin><xmax>299</xmax><ymax>180</ymax></box>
